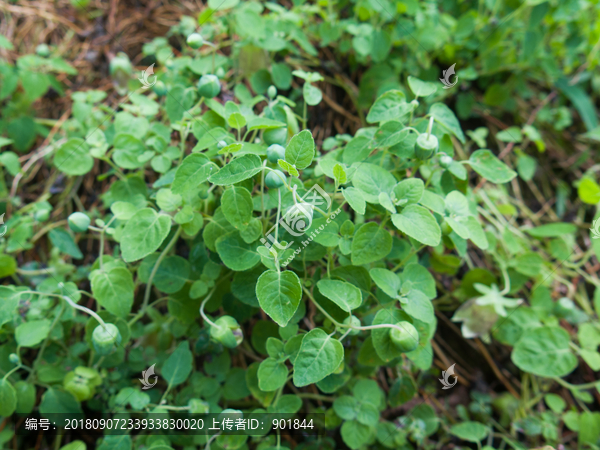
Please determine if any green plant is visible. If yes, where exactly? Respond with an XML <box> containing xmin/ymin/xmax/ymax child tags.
<box><xmin>1</xmin><ymin>1</ymin><xmax>600</xmax><ymax>450</ymax></box>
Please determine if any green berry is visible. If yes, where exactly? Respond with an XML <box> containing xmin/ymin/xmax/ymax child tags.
<box><xmin>92</xmin><ymin>323</ymin><xmax>122</xmax><ymax>356</ymax></box>
<box><xmin>266</xmin><ymin>144</ymin><xmax>286</xmax><ymax>163</ymax></box>
<box><xmin>439</xmin><ymin>154</ymin><xmax>453</xmax><ymax>169</ymax></box>
<box><xmin>441</xmin><ymin>219</ymin><xmax>452</xmax><ymax>235</ymax></box>
<box><xmin>9</xmin><ymin>353</ymin><xmax>19</xmax><ymax>365</ymax></box>
<box><xmin>34</xmin><ymin>209</ymin><xmax>50</xmax><ymax>222</ymax></box>
<box><xmin>217</xmin><ymin>140</ymin><xmax>227</xmax><ymax>149</ymax></box>
<box><xmin>343</xmin><ymin>315</ymin><xmax>361</xmax><ymax>336</ymax></box>
<box><xmin>263</xmin><ymin>127</ymin><xmax>287</xmax><ymax>146</ymax></box>
<box><xmin>210</xmin><ymin>316</ymin><xmax>243</xmax><ymax>348</ymax></box>
<box><xmin>265</xmin><ymin>170</ymin><xmax>286</xmax><ymax>189</ymax></box>
<box><xmin>68</xmin><ymin>212</ymin><xmax>91</xmax><ymax>233</ymax></box>
<box><xmin>64</xmin><ymin>375</ymin><xmax>93</xmax><ymax>402</ymax></box>
<box><xmin>187</xmin><ymin>33</ymin><xmax>204</xmax><ymax>49</ymax></box>
<box><xmin>197</xmin><ymin>74</ymin><xmax>221</xmax><ymax>99</ymax></box>
<box><xmin>267</xmin><ymin>85</ymin><xmax>277</xmax><ymax>99</ymax></box>
<box><xmin>414</xmin><ymin>134</ymin><xmax>438</xmax><ymax>161</ymax></box>
<box><xmin>198</xmin><ymin>185</ymin><xmax>210</xmax><ymax>200</ymax></box>
<box><xmin>36</xmin><ymin>44</ymin><xmax>50</xmax><ymax>57</ymax></box>
<box><xmin>389</xmin><ymin>321</ymin><xmax>419</xmax><ymax>352</ymax></box>
<box><xmin>153</xmin><ymin>80</ymin><xmax>167</xmax><ymax>96</ymax></box>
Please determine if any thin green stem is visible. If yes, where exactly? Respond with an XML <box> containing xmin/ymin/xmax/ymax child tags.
<box><xmin>129</xmin><ymin>226</ymin><xmax>181</xmax><ymax>326</ymax></box>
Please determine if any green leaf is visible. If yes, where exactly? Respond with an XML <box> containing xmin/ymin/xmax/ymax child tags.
<box><xmin>208</xmin><ymin>154</ymin><xmax>263</xmax><ymax>185</ymax></box>
<box><xmin>317</xmin><ymin>279</ymin><xmax>362</xmax><ymax>312</ymax></box>
<box><xmin>370</xmin><ymin>268</ymin><xmax>401</xmax><ymax>298</ymax></box>
<box><xmin>403</xmin><ymin>289</ymin><xmax>435</xmax><ymax>324</ymax></box>
<box><xmin>342</xmin><ymin>187</ymin><xmax>366</xmax><ymax>215</ymax></box>
<box><xmin>215</xmin><ymin>232</ymin><xmax>260</xmax><ymax>271</ymax></box>
<box><xmin>285</xmin><ymin>130</ymin><xmax>315</xmax><ymax>169</ymax></box>
<box><xmin>221</xmin><ymin>186</ymin><xmax>253</xmax><ymax>228</ymax></box>
<box><xmin>468</xmin><ymin>150</ymin><xmax>517</xmax><ymax>184</ymax></box>
<box><xmin>496</xmin><ymin>127</ymin><xmax>523</xmax><ymax>143</ymax></box>
<box><xmin>162</xmin><ymin>342</ymin><xmax>193</xmax><ymax>387</ymax></box>
<box><xmin>352</xmin><ymin>163</ymin><xmax>396</xmax><ymax>203</ymax></box>
<box><xmin>121</xmin><ymin>209</ymin><xmax>172</xmax><ymax>262</ymax></box>
<box><xmin>450</xmin><ymin>421</ymin><xmax>489</xmax><ymax>442</ymax></box>
<box><xmin>303</xmin><ymin>83</ymin><xmax>323</xmax><ymax>105</ymax></box>
<box><xmin>392</xmin><ymin>205</ymin><xmax>441</xmax><ymax>246</ymax></box>
<box><xmin>48</xmin><ymin>228</ymin><xmax>83</xmax><ymax>259</ymax></box>
<box><xmin>400</xmin><ymin>264</ymin><xmax>437</xmax><ymax>299</ymax></box>
<box><xmin>577</xmin><ymin>178</ymin><xmax>600</xmax><ymax>204</ymax></box>
<box><xmin>171</xmin><ymin>154</ymin><xmax>217</xmax><ymax>194</ymax></box>
<box><xmin>351</xmin><ymin>222</ymin><xmax>392</xmax><ymax>265</ymax></box>
<box><xmin>333</xmin><ymin>164</ymin><xmax>347</xmax><ymax>185</ymax></box>
<box><xmin>91</xmin><ymin>268</ymin><xmax>134</xmax><ymax>318</ymax></box>
<box><xmin>393</xmin><ymin>179</ymin><xmax>424</xmax><ymax>206</ymax></box>
<box><xmin>257</xmin><ymin>358</ymin><xmax>288</xmax><ymax>391</ymax></box>
<box><xmin>227</xmin><ymin>112</ymin><xmax>247</xmax><ymax>129</ymax></box>
<box><xmin>407</xmin><ymin>76</ymin><xmax>438</xmax><ymax>97</ymax></box>
<box><xmin>512</xmin><ymin>326</ymin><xmax>578</xmax><ymax>377</ymax></box>
<box><xmin>341</xmin><ymin>420</ymin><xmax>373</xmax><ymax>450</ymax></box>
<box><xmin>429</xmin><ymin>103</ymin><xmax>465</xmax><ymax>143</ymax></box>
<box><xmin>53</xmin><ymin>138</ymin><xmax>94</xmax><ymax>176</ymax></box>
<box><xmin>256</xmin><ymin>270</ymin><xmax>302</xmax><ymax>327</ymax></box>
<box><xmin>0</xmin><ymin>151</ymin><xmax>21</xmax><ymax>176</ymax></box>
<box><xmin>112</xmin><ymin>134</ymin><xmax>145</xmax><ymax>169</ymax></box>
<box><xmin>39</xmin><ymin>388</ymin><xmax>82</xmax><ymax>418</ymax></box>
<box><xmin>366</xmin><ymin>90</ymin><xmax>412</xmax><ymax>123</ymax></box>
<box><xmin>98</xmin><ymin>436</ymin><xmax>132</xmax><ymax>450</ymax></box>
<box><xmin>166</xmin><ymin>85</ymin><xmax>195</xmax><ymax>123</ymax></box>
<box><xmin>0</xmin><ymin>254</ymin><xmax>17</xmax><ymax>278</ymax></box>
<box><xmin>0</xmin><ymin>380</ymin><xmax>17</xmax><ymax>417</ymax></box>
<box><xmin>293</xmin><ymin>328</ymin><xmax>344</xmax><ymax>387</ymax></box>
<box><xmin>247</xmin><ymin>117</ymin><xmax>287</xmax><ymax>131</ymax></box>
<box><xmin>16</xmin><ymin>319</ymin><xmax>51</xmax><ymax>347</ymax></box>
<box><xmin>139</xmin><ymin>254</ymin><xmax>190</xmax><ymax>294</ymax></box>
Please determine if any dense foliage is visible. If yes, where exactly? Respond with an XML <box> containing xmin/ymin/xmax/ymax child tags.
<box><xmin>1</xmin><ymin>1</ymin><xmax>600</xmax><ymax>450</ymax></box>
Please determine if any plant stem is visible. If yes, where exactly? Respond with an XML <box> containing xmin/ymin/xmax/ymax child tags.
<box><xmin>130</xmin><ymin>226</ymin><xmax>182</xmax><ymax>325</ymax></box>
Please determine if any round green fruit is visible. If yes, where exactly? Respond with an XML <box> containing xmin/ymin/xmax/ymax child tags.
<box><xmin>389</xmin><ymin>321</ymin><xmax>419</xmax><ymax>352</ymax></box>
<box><xmin>153</xmin><ymin>80</ymin><xmax>167</xmax><ymax>97</ymax></box>
<box><xmin>414</xmin><ymin>134</ymin><xmax>439</xmax><ymax>160</ymax></box>
<box><xmin>186</xmin><ymin>33</ymin><xmax>204</xmax><ymax>49</ymax></box>
<box><xmin>92</xmin><ymin>323</ymin><xmax>122</xmax><ymax>356</ymax></box>
<box><xmin>36</xmin><ymin>44</ymin><xmax>50</xmax><ymax>57</ymax></box>
<box><xmin>68</xmin><ymin>212</ymin><xmax>91</xmax><ymax>233</ymax></box>
<box><xmin>441</xmin><ymin>220</ymin><xmax>452</xmax><ymax>235</ymax></box>
<box><xmin>267</xmin><ymin>85</ymin><xmax>277</xmax><ymax>99</ymax></box>
<box><xmin>439</xmin><ymin>154</ymin><xmax>453</xmax><ymax>169</ymax></box>
<box><xmin>266</xmin><ymin>144</ymin><xmax>286</xmax><ymax>163</ymax></box>
<box><xmin>265</xmin><ymin>170</ymin><xmax>286</xmax><ymax>189</ymax></box>
<box><xmin>343</xmin><ymin>315</ymin><xmax>361</xmax><ymax>335</ymax></box>
<box><xmin>210</xmin><ymin>316</ymin><xmax>243</xmax><ymax>348</ymax></box>
<box><xmin>263</xmin><ymin>127</ymin><xmax>287</xmax><ymax>146</ymax></box>
<box><xmin>197</xmin><ymin>74</ymin><xmax>221</xmax><ymax>99</ymax></box>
